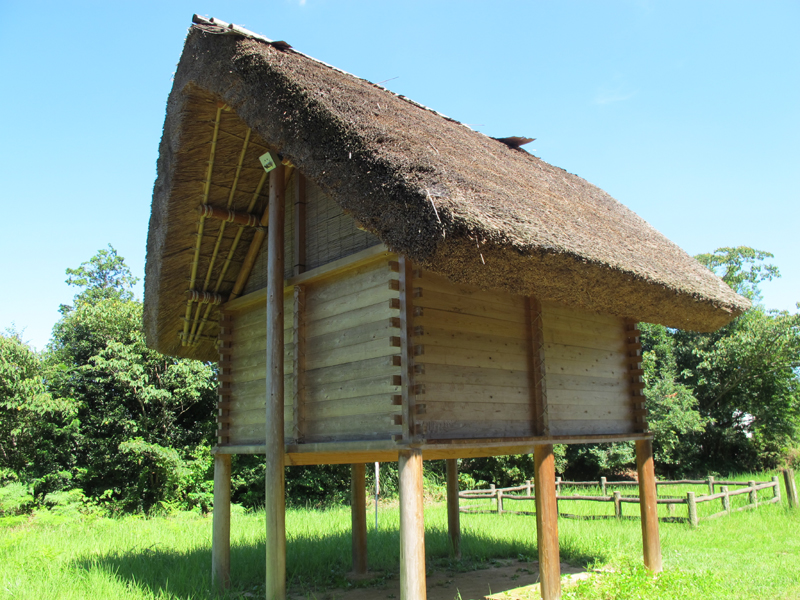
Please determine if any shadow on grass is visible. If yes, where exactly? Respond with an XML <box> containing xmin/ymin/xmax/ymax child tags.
<box><xmin>72</xmin><ymin>524</ymin><xmax>605</xmax><ymax>599</ymax></box>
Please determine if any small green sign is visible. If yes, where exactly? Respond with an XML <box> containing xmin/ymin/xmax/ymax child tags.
<box><xmin>259</xmin><ymin>152</ymin><xmax>277</xmax><ymax>173</ymax></box>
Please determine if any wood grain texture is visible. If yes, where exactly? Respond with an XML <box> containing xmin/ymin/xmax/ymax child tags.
<box><xmin>212</xmin><ymin>453</ymin><xmax>231</xmax><ymax>591</ymax></box>
<box><xmin>398</xmin><ymin>448</ymin><xmax>426</xmax><ymax>600</ymax></box>
<box><xmin>534</xmin><ymin>444</ymin><xmax>561</xmax><ymax>600</ymax></box>
<box><xmin>636</xmin><ymin>439</ymin><xmax>662</xmax><ymax>572</ymax></box>
<box><xmin>351</xmin><ymin>464</ymin><xmax>368</xmax><ymax>575</ymax></box>
<box><xmin>446</xmin><ymin>458</ymin><xmax>461</xmax><ymax>560</ymax></box>
<box><xmin>265</xmin><ymin>166</ymin><xmax>286</xmax><ymax>600</ymax></box>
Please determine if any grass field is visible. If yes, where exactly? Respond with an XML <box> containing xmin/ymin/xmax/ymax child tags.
<box><xmin>1</xmin><ymin>471</ymin><xmax>798</xmax><ymax>600</ymax></box>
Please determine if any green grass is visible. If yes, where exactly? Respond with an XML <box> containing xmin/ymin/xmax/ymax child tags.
<box><xmin>1</xmin><ymin>472</ymin><xmax>799</xmax><ymax>599</ymax></box>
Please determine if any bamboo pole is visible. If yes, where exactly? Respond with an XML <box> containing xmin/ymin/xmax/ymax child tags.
<box><xmin>264</xmin><ymin>165</ymin><xmax>286</xmax><ymax>600</ymax></box>
<box><xmin>534</xmin><ymin>444</ymin><xmax>561</xmax><ymax>600</ymax></box>
<box><xmin>399</xmin><ymin>448</ymin><xmax>426</xmax><ymax>600</ymax></box>
<box><xmin>351</xmin><ymin>463</ymin><xmax>368</xmax><ymax>575</ymax></box>
<box><xmin>212</xmin><ymin>453</ymin><xmax>231</xmax><ymax>591</ymax></box>
<box><xmin>446</xmin><ymin>458</ymin><xmax>461</xmax><ymax>559</ymax></box>
<box><xmin>183</xmin><ymin>103</ymin><xmax>223</xmax><ymax>345</ymax></box>
<box><xmin>635</xmin><ymin>439</ymin><xmax>662</xmax><ymax>572</ymax></box>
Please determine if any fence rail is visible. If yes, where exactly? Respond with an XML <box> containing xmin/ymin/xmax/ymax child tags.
<box><xmin>459</xmin><ymin>475</ymin><xmax>785</xmax><ymax>527</ymax></box>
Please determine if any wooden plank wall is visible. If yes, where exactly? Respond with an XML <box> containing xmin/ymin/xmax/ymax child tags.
<box><xmin>223</xmin><ymin>294</ymin><xmax>294</xmax><ymax>445</ymax></box>
<box><xmin>412</xmin><ymin>270</ymin><xmax>536</xmax><ymax>440</ymax></box>
<box><xmin>301</xmin><ymin>257</ymin><xmax>401</xmax><ymax>442</ymax></box>
<box><xmin>541</xmin><ymin>302</ymin><xmax>634</xmax><ymax>436</ymax></box>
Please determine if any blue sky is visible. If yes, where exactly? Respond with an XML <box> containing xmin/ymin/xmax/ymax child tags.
<box><xmin>1</xmin><ymin>0</ymin><xmax>797</xmax><ymax>351</ymax></box>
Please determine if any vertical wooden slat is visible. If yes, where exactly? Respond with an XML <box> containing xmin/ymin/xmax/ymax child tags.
<box><xmin>265</xmin><ymin>164</ymin><xmax>287</xmax><ymax>600</ymax></box>
<box><xmin>635</xmin><ymin>439</ymin><xmax>663</xmax><ymax>572</ymax></box>
<box><xmin>526</xmin><ymin>297</ymin><xmax>548</xmax><ymax>436</ymax></box>
<box><xmin>399</xmin><ymin>448</ymin><xmax>426</xmax><ymax>600</ymax></box>
<box><xmin>217</xmin><ymin>313</ymin><xmax>233</xmax><ymax>445</ymax></box>
<box><xmin>625</xmin><ymin>319</ymin><xmax>648</xmax><ymax>433</ymax></box>
<box><xmin>398</xmin><ymin>256</ymin><xmax>418</xmax><ymax>442</ymax></box>
<box><xmin>212</xmin><ymin>453</ymin><xmax>232</xmax><ymax>591</ymax></box>
<box><xmin>534</xmin><ymin>444</ymin><xmax>561</xmax><ymax>600</ymax></box>
<box><xmin>292</xmin><ymin>285</ymin><xmax>306</xmax><ymax>444</ymax></box>
<box><xmin>351</xmin><ymin>463</ymin><xmax>368</xmax><ymax>575</ymax></box>
<box><xmin>446</xmin><ymin>458</ymin><xmax>461</xmax><ymax>559</ymax></box>
<box><xmin>293</xmin><ymin>172</ymin><xmax>306</xmax><ymax>276</ymax></box>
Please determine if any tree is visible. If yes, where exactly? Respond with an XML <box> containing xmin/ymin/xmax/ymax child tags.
<box><xmin>46</xmin><ymin>248</ymin><xmax>218</xmax><ymax>511</ymax></box>
<box><xmin>643</xmin><ymin>247</ymin><xmax>800</xmax><ymax>474</ymax></box>
<box><xmin>0</xmin><ymin>329</ymin><xmax>78</xmax><ymax>495</ymax></box>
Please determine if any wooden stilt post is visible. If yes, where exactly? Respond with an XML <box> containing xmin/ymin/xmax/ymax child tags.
<box><xmin>265</xmin><ymin>163</ymin><xmax>286</xmax><ymax>600</ymax></box>
<box><xmin>212</xmin><ymin>453</ymin><xmax>231</xmax><ymax>591</ymax></box>
<box><xmin>351</xmin><ymin>463</ymin><xmax>368</xmax><ymax>575</ymax></box>
<box><xmin>446</xmin><ymin>458</ymin><xmax>461</xmax><ymax>559</ymax></box>
<box><xmin>534</xmin><ymin>444</ymin><xmax>561</xmax><ymax>600</ymax></box>
<box><xmin>399</xmin><ymin>448</ymin><xmax>426</xmax><ymax>600</ymax></box>
<box><xmin>783</xmin><ymin>469</ymin><xmax>798</xmax><ymax>508</ymax></box>
<box><xmin>635</xmin><ymin>439</ymin><xmax>662</xmax><ymax>572</ymax></box>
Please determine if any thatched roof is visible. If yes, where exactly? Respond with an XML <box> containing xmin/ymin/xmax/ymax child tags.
<box><xmin>144</xmin><ymin>15</ymin><xmax>749</xmax><ymax>361</ymax></box>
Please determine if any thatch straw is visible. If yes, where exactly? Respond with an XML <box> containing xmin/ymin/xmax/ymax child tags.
<box><xmin>145</xmin><ymin>17</ymin><xmax>749</xmax><ymax>361</ymax></box>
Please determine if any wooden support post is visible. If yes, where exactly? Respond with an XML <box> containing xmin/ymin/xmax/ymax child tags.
<box><xmin>534</xmin><ymin>444</ymin><xmax>561</xmax><ymax>600</ymax></box>
<box><xmin>399</xmin><ymin>448</ymin><xmax>426</xmax><ymax>600</ymax></box>
<box><xmin>351</xmin><ymin>464</ymin><xmax>368</xmax><ymax>575</ymax></box>
<box><xmin>721</xmin><ymin>486</ymin><xmax>730</xmax><ymax>514</ymax></box>
<box><xmin>212</xmin><ymin>453</ymin><xmax>232</xmax><ymax>591</ymax></box>
<box><xmin>293</xmin><ymin>172</ymin><xmax>306</xmax><ymax>276</ymax></box>
<box><xmin>772</xmin><ymin>476</ymin><xmax>781</xmax><ymax>503</ymax></box>
<box><xmin>600</xmin><ymin>477</ymin><xmax>607</xmax><ymax>495</ymax></box>
<box><xmin>446</xmin><ymin>458</ymin><xmax>461</xmax><ymax>559</ymax></box>
<box><xmin>635</xmin><ymin>439</ymin><xmax>662</xmax><ymax>572</ymax></box>
<box><xmin>748</xmin><ymin>480</ymin><xmax>757</xmax><ymax>507</ymax></box>
<box><xmin>525</xmin><ymin>479</ymin><xmax>533</xmax><ymax>497</ymax></box>
<box><xmin>613</xmin><ymin>491</ymin><xmax>622</xmax><ymax>519</ymax></box>
<box><xmin>708</xmin><ymin>476</ymin><xmax>715</xmax><ymax>495</ymax></box>
<box><xmin>292</xmin><ymin>285</ymin><xmax>306</xmax><ymax>444</ymax></box>
<box><xmin>265</xmin><ymin>164</ymin><xmax>287</xmax><ymax>600</ymax></box>
<box><xmin>783</xmin><ymin>469</ymin><xmax>798</xmax><ymax>508</ymax></box>
<box><xmin>687</xmin><ymin>492</ymin><xmax>698</xmax><ymax>528</ymax></box>
<box><xmin>497</xmin><ymin>490</ymin><xmax>504</xmax><ymax>514</ymax></box>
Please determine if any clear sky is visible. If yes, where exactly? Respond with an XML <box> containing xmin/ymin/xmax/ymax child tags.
<box><xmin>1</xmin><ymin>0</ymin><xmax>797</xmax><ymax>352</ymax></box>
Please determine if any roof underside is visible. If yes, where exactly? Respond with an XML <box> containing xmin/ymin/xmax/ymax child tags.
<box><xmin>144</xmin><ymin>18</ymin><xmax>749</xmax><ymax>361</ymax></box>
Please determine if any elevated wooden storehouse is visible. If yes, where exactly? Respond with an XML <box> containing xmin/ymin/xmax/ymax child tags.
<box><xmin>144</xmin><ymin>16</ymin><xmax>749</xmax><ymax>600</ymax></box>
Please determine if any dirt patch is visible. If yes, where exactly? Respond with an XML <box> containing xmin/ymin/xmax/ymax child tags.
<box><xmin>288</xmin><ymin>560</ymin><xmax>588</xmax><ymax>600</ymax></box>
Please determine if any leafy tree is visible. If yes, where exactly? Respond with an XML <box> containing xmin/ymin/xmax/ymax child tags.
<box><xmin>0</xmin><ymin>329</ymin><xmax>77</xmax><ymax>495</ymax></box>
<box><xmin>46</xmin><ymin>248</ymin><xmax>218</xmax><ymax>511</ymax></box>
<box><xmin>643</xmin><ymin>247</ymin><xmax>800</xmax><ymax>474</ymax></box>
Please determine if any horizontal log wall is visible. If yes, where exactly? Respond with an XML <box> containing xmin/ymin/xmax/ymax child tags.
<box><xmin>302</xmin><ymin>257</ymin><xmax>401</xmax><ymax>442</ymax></box>
<box><xmin>412</xmin><ymin>269</ymin><xmax>535</xmax><ymax>440</ymax></box>
<box><xmin>223</xmin><ymin>294</ymin><xmax>294</xmax><ymax>445</ymax></box>
<box><xmin>541</xmin><ymin>302</ymin><xmax>635</xmax><ymax>436</ymax></box>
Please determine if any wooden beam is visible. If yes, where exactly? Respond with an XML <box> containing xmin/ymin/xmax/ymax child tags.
<box><xmin>446</xmin><ymin>458</ymin><xmax>461</xmax><ymax>559</ymax></box>
<box><xmin>199</xmin><ymin>204</ymin><xmax>261</xmax><ymax>227</ymax></box>
<box><xmin>526</xmin><ymin>297</ymin><xmax>548</xmax><ymax>436</ymax></box>
<box><xmin>211</xmin><ymin>453</ymin><xmax>232</xmax><ymax>591</ymax></box>
<box><xmin>351</xmin><ymin>463</ymin><xmax>368</xmax><ymax>575</ymax></box>
<box><xmin>399</xmin><ymin>256</ymin><xmax>418</xmax><ymax>442</ymax></box>
<box><xmin>534</xmin><ymin>444</ymin><xmax>561</xmax><ymax>600</ymax></box>
<box><xmin>399</xmin><ymin>448</ymin><xmax>426</xmax><ymax>600</ymax></box>
<box><xmin>635</xmin><ymin>439</ymin><xmax>662</xmax><ymax>572</ymax></box>
<box><xmin>293</xmin><ymin>172</ymin><xmax>307</xmax><ymax>276</ymax></box>
<box><xmin>292</xmin><ymin>285</ymin><xmax>306</xmax><ymax>443</ymax></box>
<box><xmin>265</xmin><ymin>165</ymin><xmax>287</xmax><ymax>600</ymax></box>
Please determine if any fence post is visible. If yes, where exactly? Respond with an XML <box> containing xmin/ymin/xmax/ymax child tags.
<box><xmin>600</xmin><ymin>476</ymin><xmax>607</xmax><ymax>495</ymax></box>
<box><xmin>721</xmin><ymin>486</ymin><xmax>730</xmax><ymax>514</ymax></box>
<box><xmin>525</xmin><ymin>479</ymin><xmax>532</xmax><ymax>497</ymax></box>
<box><xmin>772</xmin><ymin>476</ymin><xmax>781</xmax><ymax>504</ymax></box>
<box><xmin>496</xmin><ymin>490</ymin><xmax>503</xmax><ymax>515</ymax></box>
<box><xmin>613</xmin><ymin>491</ymin><xmax>622</xmax><ymax>519</ymax></box>
<box><xmin>667</xmin><ymin>501</ymin><xmax>675</xmax><ymax>516</ymax></box>
<box><xmin>783</xmin><ymin>469</ymin><xmax>798</xmax><ymax>508</ymax></box>
<box><xmin>708</xmin><ymin>476</ymin><xmax>715</xmax><ymax>496</ymax></box>
<box><xmin>687</xmin><ymin>492</ymin><xmax>698</xmax><ymax>528</ymax></box>
<box><xmin>748</xmin><ymin>480</ymin><xmax>757</xmax><ymax>507</ymax></box>
<box><xmin>556</xmin><ymin>477</ymin><xmax>562</xmax><ymax>495</ymax></box>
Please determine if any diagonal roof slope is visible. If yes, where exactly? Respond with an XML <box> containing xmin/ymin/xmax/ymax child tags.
<box><xmin>144</xmin><ymin>16</ymin><xmax>749</xmax><ymax>360</ymax></box>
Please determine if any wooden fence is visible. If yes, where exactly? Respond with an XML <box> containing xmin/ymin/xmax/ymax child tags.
<box><xmin>459</xmin><ymin>474</ymin><xmax>789</xmax><ymax>527</ymax></box>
